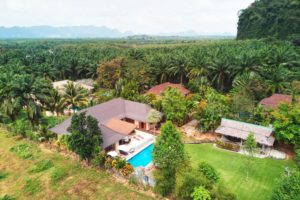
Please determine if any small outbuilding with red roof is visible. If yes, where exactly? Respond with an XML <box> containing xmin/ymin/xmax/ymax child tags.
<box><xmin>147</xmin><ymin>82</ymin><xmax>190</xmax><ymax>96</ymax></box>
<box><xmin>259</xmin><ymin>94</ymin><xmax>292</xmax><ymax>110</ymax></box>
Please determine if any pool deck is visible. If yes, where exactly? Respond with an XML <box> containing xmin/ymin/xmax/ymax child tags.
<box><xmin>117</xmin><ymin>130</ymin><xmax>155</xmax><ymax>161</ymax></box>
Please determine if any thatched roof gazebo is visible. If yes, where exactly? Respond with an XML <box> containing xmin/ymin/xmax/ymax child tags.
<box><xmin>215</xmin><ymin>118</ymin><xmax>275</xmax><ymax>147</ymax></box>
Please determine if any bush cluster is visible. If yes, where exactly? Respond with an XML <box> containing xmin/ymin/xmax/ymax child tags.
<box><xmin>216</xmin><ymin>140</ymin><xmax>240</xmax><ymax>152</ymax></box>
<box><xmin>104</xmin><ymin>156</ymin><xmax>134</xmax><ymax>177</ymax></box>
<box><xmin>9</xmin><ymin>144</ymin><xmax>35</xmax><ymax>159</ymax></box>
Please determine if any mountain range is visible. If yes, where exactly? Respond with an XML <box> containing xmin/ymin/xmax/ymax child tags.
<box><xmin>0</xmin><ymin>26</ymin><xmax>234</xmax><ymax>39</ymax></box>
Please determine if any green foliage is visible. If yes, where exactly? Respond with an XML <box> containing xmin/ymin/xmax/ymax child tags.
<box><xmin>9</xmin><ymin>144</ymin><xmax>34</xmax><ymax>159</ymax></box>
<box><xmin>295</xmin><ymin>149</ymin><xmax>300</xmax><ymax>169</ymax></box>
<box><xmin>67</xmin><ymin>112</ymin><xmax>102</xmax><ymax>160</ymax></box>
<box><xmin>50</xmin><ymin>168</ymin><xmax>68</xmax><ymax>183</ymax></box>
<box><xmin>0</xmin><ymin>171</ymin><xmax>8</xmax><ymax>180</ymax></box>
<box><xmin>216</xmin><ymin>140</ymin><xmax>240</xmax><ymax>152</ymax></box>
<box><xmin>196</xmin><ymin>88</ymin><xmax>230</xmax><ymax>132</ymax></box>
<box><xmin>153</xmin><ymin>121</ymin><xmax>187</xmax><ymax>196</ymax></box>
<box><xmin>112</xmin><ymin>157</ymin><xmax>127</xmax><ymax>170</ymax></box>
<box><xmin>23</xmin><ymin>178</ymin><xmax>41</xmax><ymax>195</ymax></box>
<box><xmin>271</xmin><ymin>171</ymin><xmax>300</xmax><ymax>200</ymax></box>
<box><xmin>245</xmin><ymin>133</ymin><xmax>257</xmax><ymax>154</ymax></box>
<box><xmin>161</xmin><ymin>88</ymin><xmax>190</xmax><ymax>126</ymax></box>
<box><xmin>30</xmin><ymin>159</ymin><xmax>53</xmax><ymax>173</ymax></box>
<box><xmin>191</xmin><ymin>186</ymin><xmax>211</xmax><ymax>200</ymax></box>
<box><xmin>62</xmin><ymin>81</ymin><xmax>89</xmax><ymax>110</ymax></box>
<box><xmin>237</xmin><ymin>0</ymin><xmax>300</xmax><ymax>40</ymax></box>
<box><xmin>0</xmin><ymin>195</ymin><xmax>15</xmax><ymax>200</ymax></box>
<box><xmin>92</xmin><ymin>150</ymin><xmax>107</xmax><ymax>167</ymax></box>
<box><xmin>198</xmin><ymin>162</ymin><xmax>219</xmax><ymax>183</ymax></box>
<box><xmin>175</xmin><ymin>170</ymin><xmax>211</xmax><ymax>200</ymax></box>
<box><xmin>7</xmin><ymin>119</ymin><xmax>30</xmax><ymax>137</ymax></box>
<box><xmin>272</xmin><ymin>104</ymin><xmax>300</xmax><ymax>144</ymax></box>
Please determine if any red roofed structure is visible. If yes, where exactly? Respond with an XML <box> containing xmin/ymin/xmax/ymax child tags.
<box><xmin>260</xmin><ymin>94</ymin><xmax>292</xmax><ymax>109</ymax></box>
<box><xmin>147</xmin><ymin>82</ymin><xmax>190</xmax><ymax>96</ymax></box>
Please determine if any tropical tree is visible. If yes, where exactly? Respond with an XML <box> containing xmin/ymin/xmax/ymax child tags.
<box><xmin>161</xmin><ymin>88</ymin><xmax>190</xmax><ymax>126</ymax></box>
<box><xmin>147</xmin><ymin>109</ymin><xmax>162</xmax><ymax>135</ymax></box>
<box><xmin>244</xmin><ymin>133</ymin><xmax>257</xmax><ymax>179</ymax></box>
<box><xmin>153</xmin><ymin>121</ymin><xmax>187</xmax><ymax>196</ymax></box>
<box><xmin>10</xmin><ymin>74</ymin><xmax>52</xmax><ymax>126</ymax></box>
<box><xmin>67</xmin><ymin>112</ymin><xmax>102</xmax><ymax>161</ymax></box>
<box><xmin>44</xmin><ymin>89</ymin><xmax>66</xmax><ymax>116</ymax></box>
<box><xmin>62</xmin><ymin>82</ymin><xmax>89</xmax><ymax>111</ymax></box>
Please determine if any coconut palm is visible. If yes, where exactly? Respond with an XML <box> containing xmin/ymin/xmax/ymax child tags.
<box><xmin>62</xmin><ymin>82</ymin><xmax>89</xmax><ymax>111</ymax></box>
<box><xmin>44</xmin><ymin>89</ymin><xmax>66</xmax><ymax>116</ymax></box>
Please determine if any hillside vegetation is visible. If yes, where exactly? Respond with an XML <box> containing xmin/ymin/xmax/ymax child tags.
<box><xmin>237</xmin><ymin>0</ymin><xmax>300</xmax><ymax>40</ymax></box>
<box><xmin>0</xmin><ymin>128</ymin><xmax>154</xmax><ymax>200</ymax></box>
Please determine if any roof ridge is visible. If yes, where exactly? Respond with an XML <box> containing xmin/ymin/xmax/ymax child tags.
<box><xmin>222</xmin><ymin>118</ymin><xmax>273</xmax><ymax>131</ymax></box>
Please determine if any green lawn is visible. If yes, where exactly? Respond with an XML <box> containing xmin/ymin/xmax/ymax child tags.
<box><xmin>0</xmin><ymin>128</ymin><xmax>154</xmax><ymax>200</ymax></box>
<box><xmin>185</xmin><ymin>144</ymin><xmax>295</xmax><ymax>200</ymax></box>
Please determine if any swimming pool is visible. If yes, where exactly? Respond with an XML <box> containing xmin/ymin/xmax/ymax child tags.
<box><xmin>128</xmin><ymin>143</ymin><xmax>153</xmax><ymax>168</ymax></box>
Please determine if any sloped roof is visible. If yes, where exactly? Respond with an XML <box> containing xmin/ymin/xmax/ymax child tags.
<box><xmin>105</xmin><ymin>118</ymin><xmax>136</xmax><ymax>135</ymax></box>
<box><xmin>260</xmin><ymin>94</ymin><xmax>292</xmax><ymax>109</ymax></box>
<box><xmin>215</xmin><ymin>118</ymin><xmax>275</xmax><ymax>146</ymax></box>
<box><xmin>50</xmin><ymin>98</ymin><xmax>152</xmax><ymax>148</ymax></box>
<box><xmin>147</xmin><ymin>82</ymin><xmax>190</xmax><ymax>96</ymax></box>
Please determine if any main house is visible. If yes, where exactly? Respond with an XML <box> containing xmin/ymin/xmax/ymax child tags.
<box><xmin>50</xmin><ymin>98</ymin><xmax>155</xmax><ymax>153</ymax></box>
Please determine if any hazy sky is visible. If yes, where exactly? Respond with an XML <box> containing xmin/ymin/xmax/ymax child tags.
<box><xmin>0</xmin><ymin>0</ymin><xmax>254</xmax><ymax>35</ymax></box>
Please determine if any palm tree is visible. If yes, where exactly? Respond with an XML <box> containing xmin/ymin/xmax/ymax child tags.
<box><xmin>207</xmin><ymin>48</ymin><xmax>232</xmax><ymax>92</ymax></box>
<box><xmin>168</xmin><ymin>53</ymin><xmax>190</xmax><ymax>84</ymax></box>
<box><xmin>1</xmin><ymin>98</ymin><xmax>22</xmax><ymax>121</ymax></box>
<box><xmin>62</xmin><ymin>82</ymin><xmax>89</xmax><ymax>112</ymax></box>
<box><xmin>10</xmin><ymin>75</ymin><xmax>52</xmax><ymax>126</ymax></box>
<box><xmin>44</xmin><ymin>89</ymin><xmax>66</xmax><ymax>116</ymax></box>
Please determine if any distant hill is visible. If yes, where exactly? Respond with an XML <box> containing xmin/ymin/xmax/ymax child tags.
<box><xmin>0</xmin><ymin>26</ymin><xmax>234</xmax><ymax>39</ymax></box>
<box><xmin>0</xmin><ymin>26</ymin><xmax>133</xmax><ymax>38</ymax></box>
<box><xmin>237</xmin><ymin>0</ymin><xmax>300</xmax><ymax>40</ymax></box>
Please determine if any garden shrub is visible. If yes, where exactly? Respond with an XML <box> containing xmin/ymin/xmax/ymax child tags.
<box><xmin>25</xmin><ymin>130</ymin><xmax>39</xmax><ymax>141</ymax></box>
<box><xmin>23</xmin><ymin>179</ymin><xmax>41</xmax><ymax>195</ymax></box>
<box><xmin>216</xmin><ymin>140</ymin><xmax>240</xmax><ymax>152</ymax></box>
<box><xmin>271</xmin><ymin>171</ymin><xmax>300</xmax><ymax>200</ymax></box>
<box><xmin>9</xmin><ymin>144</ymin><xmax>34</xmax><ymax>159</ymax></box>
<box><xmin>112</xmin><ymin>157</ymin><xmax>126</xmax><ymax>169</ymax></box>
<box><xmin>210</xmin><ymin>183</ymin><xmax>237</xmax><ymax>200</ymax></box>
<box><xmin>175</xmin><ymin>170</ymin><xmax>212</xmax><ymax>200</ymax></box>
<box><xmin>0</xmin><ymin>195</ymin><xmax>15</xmax><ymax>200</ymax></box>
<box><xmin>198</xmin><ymin>162</ymin><xmax>220</xmax><ymax>183</ymax></box>
<box><xmin>191</xmin><ymin>186</ymin><xmax>211</xmax><ymax>200</ymax></box>
<box><xmin>120</xmin><ymin>163</ymin><xmax>134</xmax><ymax>177</ymax></box>
<box><xmin>104</xmin><ymin>157</ymin><xmax>113</xmax><ymax>169</ymax></box>
<box><xmin>0</xmin><ymin>171</ymin><xmax>8</xmax><ymax>180</ymax></box>
<box><xmin>50</xmin><ymin>168</ymin><xmax>68</xmax><ymax>183</ymax></box>
<box><xmin>56</xmin><ymin>135</ymin><xmax>69</xmax><ymax>149</ymax></box>
<box><xmin>8</xmin><ymin>119</ymin><xmax>29</xmax><ymax>137</ymax></box>
<box><xmin>92</xmin><ymin>150</ymin><xmax>107</xmax><ymax>167</ymax></box>
<box><xmin>295</xmin><ymin>148</ymin><xmax>300</xmax><ymax>169</ymax></box>
<box><xmin>30</xmin><ymin>159</ymin><xmax>53</xmax><ymax>173</ymax></box>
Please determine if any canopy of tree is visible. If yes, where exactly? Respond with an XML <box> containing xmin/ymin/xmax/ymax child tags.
<box><xmin>237</xmin><ymin>0</ymin><xmax>300</xmax><ymax>40</ymax></box>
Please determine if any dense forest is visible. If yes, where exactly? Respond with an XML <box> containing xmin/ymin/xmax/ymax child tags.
<box><xmin>1</xmin><ymin>39</ymin><xmax>300</xmax><ymax>94</ymax></box>
<box><xmin>237</xmin><ymin>0</ymin><xmax>300</xmax><ymax>40</ymax></box>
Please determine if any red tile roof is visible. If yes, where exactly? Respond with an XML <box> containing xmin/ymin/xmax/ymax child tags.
<box><xmin>105</xmin><ymin>118</ymin><xmax>136</xmax><ymax>135</ymax></box>
<box><xmin>147</xmin><ymin>82</ymin><xmax>190</xmax><ymax>96</ymax></box>
<box><xmin>260</xmin><ymin>94</ymin><xmax>292</xmax><ymax>109</ymax></box>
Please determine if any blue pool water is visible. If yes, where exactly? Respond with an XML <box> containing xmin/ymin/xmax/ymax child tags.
<box><xmin>128</xmin><ymin>144</ymin><xmax>154</xmax><ymax>168</ymax></box>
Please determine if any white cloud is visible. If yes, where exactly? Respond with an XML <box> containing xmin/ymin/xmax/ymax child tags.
<box><xmin>0</xmin><ymin>0</ymin><xmax>254</xmax><ymax>34</ymax></box>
